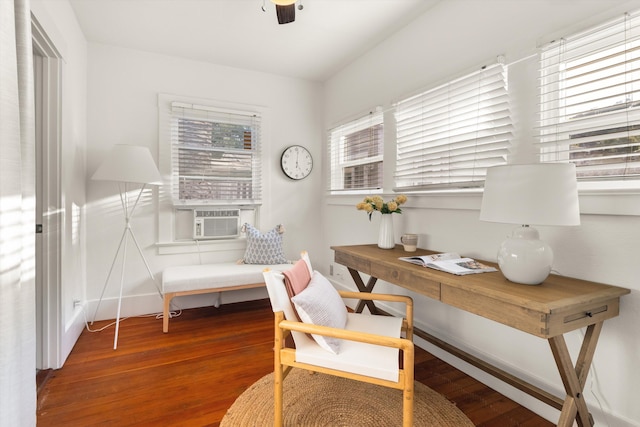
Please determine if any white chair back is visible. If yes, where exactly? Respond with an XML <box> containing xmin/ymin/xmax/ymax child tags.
<box><xmin>263</xmin><ymin>251</ymin><xmax>314</xmax><ymax>345</ymax></box>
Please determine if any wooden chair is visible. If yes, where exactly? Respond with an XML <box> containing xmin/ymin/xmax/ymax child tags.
<box><xmin>263</xmin><ymin>251</ymin><xmax>414</xmax><ymax>426</ymax></box>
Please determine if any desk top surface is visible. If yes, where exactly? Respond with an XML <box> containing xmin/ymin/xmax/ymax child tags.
<box><xmin>331</xmin><ymin>244</ymin><xmax>630</xmax><ymax>315</ymax></box>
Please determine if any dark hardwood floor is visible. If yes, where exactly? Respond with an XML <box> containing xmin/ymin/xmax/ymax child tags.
<box><xmin>37</xmin><ymin>299</ymin><xmax>553</xmax><ymax>426</ymax></box>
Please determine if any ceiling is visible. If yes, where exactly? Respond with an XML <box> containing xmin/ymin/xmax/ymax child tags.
<box><xmin>68</xmin><ymin>0</ymin><xmax>440</xmax><ymax>82</ymax></box>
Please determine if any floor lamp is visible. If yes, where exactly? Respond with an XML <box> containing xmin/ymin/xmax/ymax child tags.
<box><xmin>91</xmin><ymin>144</ymin><xmax>163</xmax><ymax>349</ymax></box>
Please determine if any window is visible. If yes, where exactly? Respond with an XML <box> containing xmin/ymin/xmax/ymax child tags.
<box><xmin>394</xmin><ymin>63</ymin><xmax>512</xmax><ymax>191</ymax></box>
<box><xmin>328</xmin><ymin>111</ymin><xmax>384</xmax><ymax>193</ymax></box>
<box><xmin>168</xmin><ymin>101</ymin><xmax>262</xmax><ymax>205</ymax></box>
<box><xmin>538</xmin><ymin>11</ymin><xmax>640</xmax><ymax>184</ymax></box>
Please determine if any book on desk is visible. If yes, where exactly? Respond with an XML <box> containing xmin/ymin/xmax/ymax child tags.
<box><xmin>398</xmin><ymin>252</ymin><xmax>497</xmax><ymax>276</ymax></box>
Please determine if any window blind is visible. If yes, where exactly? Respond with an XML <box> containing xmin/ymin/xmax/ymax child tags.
<box><xmin>537</xmin><ymin>10</ymin><xmax>640</xmax><ymax>182</ymax></box>
<box><xmin>328</xmin><ymin>111</ymin><xmax>384</xmax><ymax>193</ymax></box>
<box><xmin>394</xmin><ymin>63</ymin><xmax>512</xmax><ymax>191</ymax></box>
<box><xmin>169</xmin><ymin>102</ymin><xmax>262</xmax><ymax>204</ymax></box>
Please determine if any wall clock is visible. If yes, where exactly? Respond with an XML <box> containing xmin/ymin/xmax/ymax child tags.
<box><xmin>280</xmin><ymin>145</ymin><xmax>313</xmax><ymax>180</ymax></box>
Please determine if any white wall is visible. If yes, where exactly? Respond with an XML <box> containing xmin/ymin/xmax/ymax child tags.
<box><xmin>85</xmin><ymin>43</ymin><xmax>324</xmax><ymax>319</ymax></box>
<box><xmin>322</xmin><ymin>1</ymin><xmax>640</xmax><ymax>425</ymax></box>
<box><xmin>31</xmin><ymin>0</ymin><xmax>88</xmax><ymax>368</ymax></box>
<box><xmin>27</xmin><ymin>0</ymin><xmax>640</xmax><ymax>424</ymax></box>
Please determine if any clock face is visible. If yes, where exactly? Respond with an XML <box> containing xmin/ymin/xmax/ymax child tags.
<box><xmin>281</xmin><ymin>145</ymin><xmax>313</xmax><ymax>180</ymax></box>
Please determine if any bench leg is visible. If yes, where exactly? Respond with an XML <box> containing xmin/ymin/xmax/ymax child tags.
<box><xmin>163</xmin><ymin>293</ymin><xmax>175</xmax><ymax>333</ymax></box>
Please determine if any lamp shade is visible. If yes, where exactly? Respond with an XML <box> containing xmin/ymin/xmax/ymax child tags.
<box><xmin>479</xmin><ymin>163</ymin><xmax>580</xmax><ymax>226</ymax></box>
<box><xmin>92</xmin><ymin>144</ymin><xmax>162</xmax><ymax>185</ymax></box>
<box><xmin>271</xmin><ymin>0</ymin><xmax>296</xmax><ymax>5</ymax></box>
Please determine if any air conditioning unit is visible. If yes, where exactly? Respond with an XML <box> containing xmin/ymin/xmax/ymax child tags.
<box><xmin>193</xmin><ymin>209</ymin><xmax>240</xmax><ymax>239</ymax></box>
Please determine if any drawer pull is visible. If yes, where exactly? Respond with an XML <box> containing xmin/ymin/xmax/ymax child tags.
<box><xmin>564</xmin><ymin>305</ymin><xmax>607</xmax><ymax>323</ymax></box>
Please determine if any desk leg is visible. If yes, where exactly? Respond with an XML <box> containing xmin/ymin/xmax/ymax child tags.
<box><xmin>549</xmin><ymin>321</ymin><xmax>602</xmax><ymax>427</ymax></box>
<box><xmin>347</xmin><ymin>267</ymin><xmax>379</xmax><ymax>314</ymax></box>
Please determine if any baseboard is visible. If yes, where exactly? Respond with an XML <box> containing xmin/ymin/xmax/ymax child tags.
<box><xmin>86</xmin><ymin>287</ymin><xmax>270</xmax><ymax>321</ymax></box>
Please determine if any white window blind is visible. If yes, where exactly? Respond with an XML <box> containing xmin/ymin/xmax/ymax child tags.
<box><xmin>328</xmin><ymin>111</ymin><xmax>384</xmax><ymax>193</ymax></box>
<box><xmin>537</xmin><ymin>11</ymin><xmax>640</xmax><ymax>182</ymax></box>
<box><xmin>394</xmin><ymin>63</ymin><xmax>512</xmax><ymax>191</ymax></box>
<box><xmin>169</xmin><ymin>102</ymin><xmax>262</xmax><ymax>205</ymax></box>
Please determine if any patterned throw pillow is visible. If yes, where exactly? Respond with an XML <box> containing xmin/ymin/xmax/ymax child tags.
<box><xmin>241</xmin><ymin>223</ymin><xmax>288</xmax><ymax>265</ymax></box>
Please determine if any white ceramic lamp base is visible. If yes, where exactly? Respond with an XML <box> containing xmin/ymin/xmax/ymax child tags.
<box><xmin>497</xmin><ymin>226</ymin><xmax>553</xmax><ymax>285</ymax></box>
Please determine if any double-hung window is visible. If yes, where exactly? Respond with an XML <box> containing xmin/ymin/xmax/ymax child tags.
<box><xmin>328</xmin><ymin>111</ymin><xmax>384</xmax><ymax>193</ymax></box>
<box><xmin>168</xmin><ymin>101</ymin><xmax>262</xmax><ymax>205</ymax></box>
<box><xmin>394</xmin><ymin>63</ymin><xmax>512</xmax><ymax>191</ymax></box>
<box><xmin>538</xmin><ymin>11</ymin><xmax>640</xmax><ymax>184</ymax></box>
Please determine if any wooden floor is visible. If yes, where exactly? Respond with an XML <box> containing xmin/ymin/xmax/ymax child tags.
<box><xmin>37</xmin><ymin>299</ymin><xmax>554</xmax><ymax>426</ymax></box>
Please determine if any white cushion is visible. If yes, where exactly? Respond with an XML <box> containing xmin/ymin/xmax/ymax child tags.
<box><xmin>295</xmin><ymin>312</ymin><xmax>403</xmax><ymax>382</ymax></box>
<box><xmin>291</xmin><ymin>271</ymin><xmax>348</xmax><ymax>354</ymax></box>
<box><xmin>163</xmin><ymin>263</ymin><xmax>292</xmax><ymax>294</ymax></box>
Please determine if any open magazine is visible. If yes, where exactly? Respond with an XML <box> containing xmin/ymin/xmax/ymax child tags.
<box><xmin>398</xmin><ymin>252</ymin><xmax>497</xmax><ymax>276</ymax></box>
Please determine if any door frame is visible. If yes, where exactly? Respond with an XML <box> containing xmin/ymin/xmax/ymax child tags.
<box><xmin>32</xmin><ymin>14</ymin><xmax>63</xmax><ymax>370</ymax></box>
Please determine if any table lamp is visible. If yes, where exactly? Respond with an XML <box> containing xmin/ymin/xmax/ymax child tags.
<box><xmin>91</xmin><ymin>144</ymin><xmax>163</xmax><ymax>349</ymax></box>
<box><xmin>479</xmin><ymin>163</ymin><xmax>580</xmax><ymax>285</ymax></box>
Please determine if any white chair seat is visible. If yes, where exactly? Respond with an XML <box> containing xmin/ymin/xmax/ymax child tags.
<box><xmin>294</xmin><ymin>312</ymin><xmax>403</xmax><ymax>382</ymax></box>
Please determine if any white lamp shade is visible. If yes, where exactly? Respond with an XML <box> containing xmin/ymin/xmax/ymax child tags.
<box><xmin>479</xmin><ymin>163</ymin><xmax>580</xmax><ymax>226</ymax></box>
<box><xmin>271</xmin><ymin>0</ymin><xmax>296</xmax><ymax>5</ymax></box>
<box><xmin>92</xmin><ymin>144</ymin><xmax>162</xmax><ymax>185</ymax></box>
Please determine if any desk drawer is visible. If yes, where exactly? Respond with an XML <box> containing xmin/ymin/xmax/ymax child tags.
<box><xmin>371</xmin><ymin>263</ymin><xmax>440</xmax><ymax>300</ymax></box>
<box><xmin>441</xmin><ymin>285</ymin><xmax>547</xmax><ymax>337</ymax></box>
<box><xmin>334</xmin><ymin>251</ymin><xmax>371</xmax><ymax>274</ymax></box>
<box><xmin>546</xmin><ymin>299</ymin><xmax>620</xmax><ymax>337</ymax></box>
<box><xmin>442</xmin><ymin>285</ymin><xmax>622</xmax><ymax>338</ymax></box>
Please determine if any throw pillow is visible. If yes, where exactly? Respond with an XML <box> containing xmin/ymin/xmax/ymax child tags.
<box><xmin>283</xmin><ymin>258</ymin><xmax>311</xmax><ymax>299</ymax></box>
<box><xmin>291</xmin><ymin>271</ymin><xmax>348</xmax><ymax>354</ymax></box>
<box><xmin>241</xmin><ymin>223</ymin><xmax>288</xmax><ymax>265</ymax></box>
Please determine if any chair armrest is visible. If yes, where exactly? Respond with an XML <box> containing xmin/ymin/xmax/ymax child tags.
<box><xmin>278</xmin><ymin>319</ymin><xmax>413</xmax><ymax>351</ymax></box>
<box><xmin>337</xmin><ymin>291</ymin><xmax>414</xmax><ymax>340</ymax></box>
<box><xmin>338</xmin><ymin>291</ymin><xmax>412</xmax><ymax>306</ymax></box>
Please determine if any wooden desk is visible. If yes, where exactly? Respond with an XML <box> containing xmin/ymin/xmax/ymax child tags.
<box><xmin>332</xmin><ymin>244</ymin><xmax>630</xmax><ymax>427</ymax></box>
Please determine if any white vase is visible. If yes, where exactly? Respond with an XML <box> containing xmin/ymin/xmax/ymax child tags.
<box><xmin>377</xmin><ymin>214</ymin><xmax>395</xmax><ymax>249</ymax></box>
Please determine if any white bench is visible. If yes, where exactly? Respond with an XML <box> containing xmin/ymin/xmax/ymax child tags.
<box><xmin>162</xmin><ymin>262</ymin><xmax>291</xmax><ymax>332</ymax></box>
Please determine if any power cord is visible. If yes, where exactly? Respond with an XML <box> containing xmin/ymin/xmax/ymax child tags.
<box><xmin>546</xmin><ymin>269</ymin><xmax>611</xmax><ymax>425</ymax></box>
<box><xmin>578</xmin><ymin>328</ymin><xmax>612</xmax><ymax>427</ymax></box>
<box><xmin>78</xmin><ymin>303</ymin><xmax>182</xmax><ymax>333</ymax></box>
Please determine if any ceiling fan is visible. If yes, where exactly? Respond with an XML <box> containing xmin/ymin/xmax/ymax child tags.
<box><xmin>268</xmin><ymin>0</ymin><xmax>303</xmax><ymax>25</ymax></box>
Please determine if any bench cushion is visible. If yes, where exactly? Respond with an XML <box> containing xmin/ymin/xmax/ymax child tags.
<box><xmin>163</xmin><ymin>263</ymin><xmax>292</xmax><ymax>294</ymax></box>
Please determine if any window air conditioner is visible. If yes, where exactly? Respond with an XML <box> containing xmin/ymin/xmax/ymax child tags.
<box><xmin>193</xmin><ymin>209</ymin><xmax>240</xmax><ymax>239</ymax></box>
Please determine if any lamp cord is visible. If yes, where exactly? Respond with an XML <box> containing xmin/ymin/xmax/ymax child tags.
<box><xmin>80</xmin><ymin>303</ymin><xmax>182</xmax><ymax>333</ymax></box>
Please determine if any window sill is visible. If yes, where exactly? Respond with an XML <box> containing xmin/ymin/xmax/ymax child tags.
<box><xmin>327</xmin><ymin>189</ymin><xmax>640</xmax><ymax>216</ymax></box>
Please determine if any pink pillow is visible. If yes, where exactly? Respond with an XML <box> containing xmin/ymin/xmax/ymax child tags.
<box><xmin>283</xmin><ymin>258</ymin><xmax>311</xmax><ymax>298</ymax></box>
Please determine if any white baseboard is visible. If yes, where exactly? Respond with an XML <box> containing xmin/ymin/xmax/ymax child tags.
<box><xmin>57</xmin><ymin>305</ymin><xmax>86</xmax><ymax>369</ymax></box>
<box><xmin>86</xmin><ymin>287</ymin><xmax>270</xmax><ymax>322</ymax></box>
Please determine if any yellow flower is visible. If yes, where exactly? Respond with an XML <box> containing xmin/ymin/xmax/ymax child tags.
<box><xmin>356</xmin><ymin>202</ymin><xmax>374</xmax><ymax>213</ymax></box>
<box><xmin>355</xmin><ymin>195</ymin><xmax>408</xmax><ymax>220</ymax></box>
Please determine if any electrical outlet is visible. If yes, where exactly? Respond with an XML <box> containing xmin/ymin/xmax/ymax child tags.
<box><xmin>330</xmin><ymin>264</ymin><xmax>334</xmax><ymax>276</ymax></box>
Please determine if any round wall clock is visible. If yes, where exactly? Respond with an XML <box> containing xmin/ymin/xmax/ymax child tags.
<box><xmin>280</xmin><ymin>145</ymin><xmax>313</xmax><ymax>180</ymax></box>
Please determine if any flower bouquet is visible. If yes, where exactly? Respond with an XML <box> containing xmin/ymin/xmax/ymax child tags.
<box><xmin>356</xmin><ymin>195</ymin><xmax>407</xmax><ymax>221</ymax></box>
<box><xmin>356</xmin><ymin>195</ymin><xmax>408</xmax><ymax>249</ymax></box>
